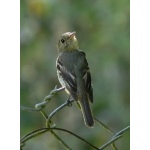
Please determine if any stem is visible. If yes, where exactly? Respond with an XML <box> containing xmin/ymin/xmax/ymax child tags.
<box><xmin>21</xmin><ymin>128</ymin><xmax>72</xmax><ymax>150</ymax></box>
<box><xmin>99</xmin><ymin>135</ymin><xmax>123</xmax><ymax>150</ymax></box>
<box><xmin>35</xmin><ymin>86</ymin><xmax>65</xmax><ymax>110</ymax></box>
<box><xmin>94</xmin><ymin>117</ymin><xmax>115</xmax><ymax>134</ymax></box>
<box><xmin>47</xmin><ymin>99</ymin><xmax>74</xmax><ymax>122</ymax></box>
<box><xmin>114</xmin><ymin>126</ymin><xmax>130</xmax><ymax>137</ymax></box>
<box><xmin>51</xmin><ymin>127</ymin><xmax>99</xmax><ymax>150</ymax></box>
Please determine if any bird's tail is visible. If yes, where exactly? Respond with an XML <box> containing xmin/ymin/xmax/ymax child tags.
<box><xmin>77</xmin><ymin>93</ymin><xmax>94</xmax><ymax>127</ymax></box>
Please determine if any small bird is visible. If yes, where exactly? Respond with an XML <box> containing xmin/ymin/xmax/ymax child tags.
<box><xmin>56</xmin><ymin>31</ymin><xmax>94</xmax><ymax>127</ymax></box>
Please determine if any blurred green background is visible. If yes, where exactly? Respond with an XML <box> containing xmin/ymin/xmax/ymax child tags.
<box><xmin>20</xmin><ymin>0</ymin><xmax>130</xmax><ymax>149</ymax></box>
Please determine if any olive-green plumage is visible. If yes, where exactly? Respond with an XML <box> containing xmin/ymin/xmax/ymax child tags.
<box><xmin>56</xmin><ymin>32</ymin><xmax>94</xmax><ymax>127</ymax></box>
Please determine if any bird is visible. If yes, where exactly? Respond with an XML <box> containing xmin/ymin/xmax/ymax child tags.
<box><xmin>56</xmin><ymin>31</ymin><xmax>94</xmax><ymax>127</ymax></box>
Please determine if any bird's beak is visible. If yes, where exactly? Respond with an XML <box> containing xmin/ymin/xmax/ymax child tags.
<box><xmin>69</xmin><ymin>31</ymin><xmax>76</xmax><ymax>39</ymax></box>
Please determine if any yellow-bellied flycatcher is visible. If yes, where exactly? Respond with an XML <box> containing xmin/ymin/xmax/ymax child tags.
<box><xmin>56</xmin><ymin>31</ymin><xmax>94</xmax><ymax>127</ymax></box>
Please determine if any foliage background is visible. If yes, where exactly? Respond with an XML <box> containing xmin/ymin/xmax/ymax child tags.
<box><xmin>20</xmin><ymin>0</ymin><xmax>130</xmax><ymax>149</ymax></box>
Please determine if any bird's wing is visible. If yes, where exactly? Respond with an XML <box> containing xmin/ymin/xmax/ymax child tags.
<box><xmin>56</xmin><ymin>57</ymin><xmax>77</xmax><ymax>99</ymax></box>
<box><xmin>80</xmin><ymin>51</ymin><xmax>93</xmax><ymax>103</ymax></box>
<box><xmin>56</xmin><ymin>51</ymin><xmax>93</xmax><ymax>103</ymax></box>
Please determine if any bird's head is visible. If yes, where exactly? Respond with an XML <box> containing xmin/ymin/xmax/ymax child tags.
<box><xmin>57</xmin><ymin>31</ymin><xmax>79</xmax><ymax>52</ymax></box>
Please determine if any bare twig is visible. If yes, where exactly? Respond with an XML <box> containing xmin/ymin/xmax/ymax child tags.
<box><xmin>98</xmin><ymin>126</ymin><xmax>130</xmax><ymax>150</ymax></box>
<box><xmin>99</xmin><ymin>135</ymin><xmax>123</xmax><ymax>150</ymax></box>
<box><xmin>21</xmin><ymin>128</ymin><xmax>47</xmax><ymax>143</ymax></box>
<box><xmin>111</xmin><ymin>143</ymin><xmax>118</xmax><ymax>150</ymax></box>
<box><xmin>20</xmin><ymin>106</ymin><xmax>38</xmax><ymax>112</ymax></box>
<box><xmin>113</xmin><ymin>126</ymin><xmax>130</xmax><ymax>137</ymax></box>
<box><xmin>21</xmin><ymin>86</ymin><xmax>72</xmax><ymax>150</ymax></box>
<box><xmin>20</xmin><ymin>126</ymin><xmax>130</xmax><ymax>150</ymax></box>
<box><xmin>21</xmin><ymin>127</ymin><xmax>72</xmax><ymax>150</ymax></box>
<box><xmin>35</xmin><ymin>86</ymin><xmax>65</xmax><ymax>110</ymax></box>
<box><xmin>94</xmin><ymin>117</ymin><xmax>118</xmax><ymax>149</ymax></box>
<box><xmin>52</xmin><ymin>127</ymin><xmax>99</xmax><ymax>150</ymax></box>
<box><xmin>46</xmin><ymin>99</ymin><xmax>74</xmax><ymax>127</ymax></box>
<box><xmin>20</xmin><ymin>127</ymin><xmax>99</xmax><ymax>150</ymax></box>
<box><xmin>20</xmin><ymin>86</ymin><xmax>130</xmax><ymax>150</ymax></box>
<box><xmin>20</xmin><ymin>86</ymin><xmax>65</xmax><ymax>112</ymax></box>
<box><xmin>94</xmin><ymin>117</ymin><xmax>115</xmax><ymax>134</ymax></box>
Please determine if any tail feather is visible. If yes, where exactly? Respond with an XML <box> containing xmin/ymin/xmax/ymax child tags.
<box><xmin>76</xmin><ymin>77</ymin><xmax>94</xmax><ymax>127</ymax></box>
<box><xmin>78</xmin><ymin>95</ymin><xmax>94</xmax><ymax>127</ymax></box>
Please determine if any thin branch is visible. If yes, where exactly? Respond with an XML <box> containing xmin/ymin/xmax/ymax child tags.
<box><xmin>20</xmin><ymin>126</ymin><xmax>129</xmax><ymax>150</ymax></box>
<box><xmin>46</xmin><ymin>99</ymin><xmax>74</xmax><ymax>126</ymax></box>
<box><xmin>21</xmin><ymin>128</ymin><xmax>47</xmax><ymax>143</ymax></box>
<box><xmin>49</xmin><ymin>130</ymin><xmax>72</xmax><ymax>150</ymax></box>
<box><xmin>52</xmin><ymin>127</ymin><xmax>99</xmax><ymax>150</ymax></box>
<box><xmin>98</xmin><ymin>135</ymin><xmax>123</xmax><ymax>150</ymax></box>
<box><xmin>21</xmin><ymin>127</ymin><xmax>99</xmax><ymax>150</ymax></box>
<box><xmin>94</xmin><ymin>117</ymin><xmax>115</xmax><ymax>134</ymax></box>
<box><xmin>111</xmin><ymin>143</ymin><xmax>118</xmax><ymax>150</ymax></box>
<box><xmin>21</xmin><ymin>86</ymin><xmax>71</xmax><ymax>149</ymax></box>
<box><xmin>35</xmin><ymin>86</ymin><xmax>65</xmax><ymax>110</ymax></box>
<box><xmin>113</xmin><ymin>126</ymin><xmax>130</xmax><ymax>137</ymax></box>
<box><xmin>98</xmin><ymin>126</ymin><xmax>130</xmax><ymax>150</ymax></box>
<box><xmin>94</xmin><ymin>117</ymin><xmax>118</xmax><ymax>149</ymax></box>
<box><xmin>20</xmin><ymin>106</ymin><xmax>39</xmax><ymax>112</ymax></box>
<box><xmin>39</xmin><ymin>108</ymin><xmax>71</xmax><ymax>149</ymax></box>
<box><xmin>21</xmin><ymin>128</ymin><xmax>72</xmax><ymax>150</ymax></box>
<box><xmin>21</xmin><ymin>86</ymin><xmax>130</xmax><ymax>150</ymax></box>
<box><xmin>20</xmin><ymin>86</ymin><xmax>65</xmax><ymax>112</ymax></box>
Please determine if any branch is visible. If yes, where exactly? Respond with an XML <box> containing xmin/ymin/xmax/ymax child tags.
<box><xmin>20</xmin><ymin>106</ymin><xmax>38</xmax><ymax>112</ymax></box>
<box><xmin>20</xmin><ymin>126</ymin><xmax>130</xmax><ymax>150</ymax></box>
<box><xmin>20</xmin><ymin>86</ymin><xmax>65</xmax><ymax>112</ymax></box>
<box><xmin>98</xmin><ymin>126</ymin><xmax>130</xmax><ymax>150</ymax></box>
<box><xmin>20</xmin><ymin>86</ymin><xmax>130</xmax><ymax>150</ymax></box>
<box><xmin>20</xmin><ymin>127</ymin><xmax>99</xmax><ymax>150</ymax></box>
<box><xmin>94</xmin><ymin>117</ymin><xmax>115</xmax><ymax>134</ymax></box>
<box><xmin>21</xmin><ymin>128</ymin><xmax>72</xmax><ymax>150</ymax></box>
<box><xmin>21</xmin><ymin>86</ymin><xmax>73</xmax><ymax>150</ymax></box>
<box><xmin>52</xmin><ymin>127</ymin><xmax>99</xmax><ymax>150</ymax></box>
<box><xmin>35</xmin><ymin>86</ymin><xmax>65</xmax><ymax>110</ymax></box>
<box><xmin>46</xmin><ymin>99</ymin><xmax>74</xmax><ymax>127</ymax></box>
<box><xmin>99</xmin><ymin>135</ymin><xmax>123</xmax><ymax>150</ymax></box>
<box><xmin>113</xmin><ymin>126</ymin><xmax>130</xmax><ymax>137</ymax></box>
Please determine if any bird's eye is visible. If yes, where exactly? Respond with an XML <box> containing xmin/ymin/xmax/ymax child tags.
<box><xmin>61</xmin><ymin>39</ymin><xmax>65</xmax><ymax>43</ymax></box>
